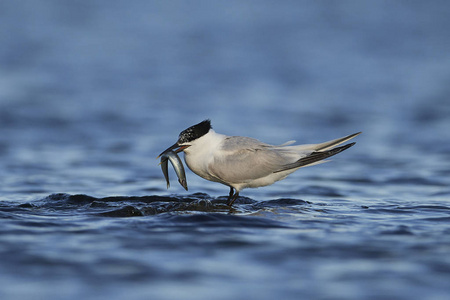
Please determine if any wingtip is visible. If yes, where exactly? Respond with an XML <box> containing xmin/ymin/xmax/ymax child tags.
<box><xmin>350</xmin><ymin>132</ymin><xmax>362</xmax><ymax>138</ymax></box>
<box><xmin>340</xmin><ymin>142</ymin><xmax>356</xmax><ymax>151</ymax></box>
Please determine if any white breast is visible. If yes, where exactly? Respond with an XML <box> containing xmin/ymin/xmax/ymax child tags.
<box><xmin>182</xmin><ymin>129</ymin><xmax>227</xmax><ymax>183</ymax></box>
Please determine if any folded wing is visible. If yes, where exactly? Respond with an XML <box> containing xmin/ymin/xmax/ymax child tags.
<box><xmin>208</xmin><ymin>132</ymin><xmax>360</xmax><ymax>183</ymax></box>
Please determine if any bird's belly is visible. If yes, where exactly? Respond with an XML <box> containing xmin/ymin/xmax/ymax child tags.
<box><xmin>231</xmin><ymin>169</ymin><xmax>294</xmax><ymax>190</ymax></box>
<box><xmin>245</xmin><ymin>173</ymin><xmax>287</xmax><ymax>188</ymax></box>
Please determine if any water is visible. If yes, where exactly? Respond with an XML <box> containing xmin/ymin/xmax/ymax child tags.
<box><xmin>1</xmin><ymin>1</ymin><xmax>450</xmax><ymax>299</ymax></box>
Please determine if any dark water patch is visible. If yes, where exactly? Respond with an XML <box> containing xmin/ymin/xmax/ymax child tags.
<box><xmin>253</xmin><ymin>198</ymin><xmax>311</xmax><ymax>208</ymax></box>
<box><xmin>379</xmin><ymin>225</ymin><xmax>415</xmax><ymax>236</ymax></box>
<box><xmin>430</xmin><ymin>190</ymin><xmax>450</xmax><ymax>197</ymax></box>
<box><xmin>22</xmin><ymin>193</ymin><xmax>191</xmax><ymax>209</ymax></box>
<box><xmin>337</xmin><ymin>176</ymin><xmax>379</xmax><ymax>184</ymax></box>
<box><xmin>64</xmin><ymin>193</ymin><xmax>98</xmax><ymax>205</ymax></box>
<box><xmin>13</xmin><ymin>193</ymin><xmax>258</xmax><ymax>217</ymax></box>
<box><xmin>137</xmin><ymin>199</ymin><xmax>231</xmax><ymax>216</ymax></box>
<box><xmin>216</xmin><ymin>195</ymin><xmax>256</xmax><ymax>205</ymax></box>
<box><xmin>254</xmin><ymin>240</ymin><xmax>401</xmax><ymax>262</ymax></box>
<box><xmin>363</xmin><ymin>205</ymin><xmax>450</xmax><ymax>219</ymax></box>
<box><xmin>421</xmin><ymin>216</ymin><xmax>450</xmax><ymax>222</ymax></box>
<box><xmin>0</xmin><ymin>203</ymin><xmax>45</xmax><ymax>218</ymax></box>
<box><xmin>427</xmin><ymin>261</ymin><xmax>450</xmax><ymax>275</ymax></box>
<box><xmin>17</xmin><ymin>203</ymin><xmax>36</xmax><ymax>209</ymax></box>
<box><xmin>159</xmin><ymin>213</ymin><xmax>289</xmax><ymax>229</ymax></box>
<box><xmin>309</xmin><ymin>175</ymin><xmax>380</xmax><ymax>185</ymax></box>
<box><xmin>361</xmin><ymin>205</ymin><xmax>418</xmax><ymax>215</ymax></box>
<box><xmin>297</xmin><ymin>185</ymin><xmax>343</xmax><ymax>197</ymax></box>
<box><xmin>383</xmin><ymin>176</ymin><xmax>447</xmax><ymax>187</ymax></box>
<box><xmin>97</xmin><ymin>205</ymin><xmax>144</xmax><ymax>217</ymax></box>
<box><xmin>396</xmin><ymin>205</ymin><xmax>450</xmax><ymax>212</ymax></box>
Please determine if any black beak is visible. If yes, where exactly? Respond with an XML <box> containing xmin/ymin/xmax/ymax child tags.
<box><xmin>157</xmin><ymin>143</ymin><xmax>190</xmax><ymax>158</ymax></box>
<box><xmin>157</xmin><ymin>142</ymin><xmax>179</xmax><ymax>158</ymax></box>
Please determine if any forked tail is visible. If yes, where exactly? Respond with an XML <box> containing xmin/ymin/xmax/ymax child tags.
<box><xmin>273</xmin><ymin>132</ymin><xmax>361</xmax><ymax>173</ymax></box>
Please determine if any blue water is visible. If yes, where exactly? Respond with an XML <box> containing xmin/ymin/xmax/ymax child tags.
<box><xmin>1</xmin><ymin>1</ymin><xmax>450</xmax><ymax>299</ymax></box>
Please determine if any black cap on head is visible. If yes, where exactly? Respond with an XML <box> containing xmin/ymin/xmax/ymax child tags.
<box><xmin>177</xmin><ymin>119</ymin><xmax>212</xmax><ymax>144</ymax></box>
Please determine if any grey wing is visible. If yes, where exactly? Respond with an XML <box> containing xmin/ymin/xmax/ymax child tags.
<box><xmin>208</xmin><ymin>137</ymin><xmax>294</xmax><ymax>183</ymax></box>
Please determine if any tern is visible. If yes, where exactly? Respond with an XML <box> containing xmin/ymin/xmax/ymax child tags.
<box><xmin>159</xmin><ymin>120</ymin><xmax>360</xmax><ymax>206</ymax></box>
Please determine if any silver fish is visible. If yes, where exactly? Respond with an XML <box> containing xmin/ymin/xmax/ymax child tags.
<box><xmin>160</xmin><ymin>151</ymin><xmax>188</xmax><ymax>191</ymax></box>
<box><xmin>160</xmin><ymin>156</ymin><xmax>170</xmax><ymax>189</ymax></box>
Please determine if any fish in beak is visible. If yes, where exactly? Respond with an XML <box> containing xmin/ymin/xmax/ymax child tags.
<box><xmin>157</xmin><ymin>143</ymin><xmax>190</xmax><ymax>158</ymax></box>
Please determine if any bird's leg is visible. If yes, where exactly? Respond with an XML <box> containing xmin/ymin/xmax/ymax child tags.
<box><xmin>226</xmin><ymin>190</ymin><xmax>239</xmax><ymax>206</ymax></box>
<box><xmin>227</xmin><ymin>187</ymin><xmax>234</xmax><ymax>201</ymax></box>
<box><xmin>226</xmin><ymin>187</ymin><xmax>234</xmax><ymax>205</ymax></box>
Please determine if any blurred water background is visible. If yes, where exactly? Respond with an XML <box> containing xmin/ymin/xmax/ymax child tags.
<box><xmin>1</xmin><ymin>1</ymin><xmax>450</xmax><ymax>299</ymax></box>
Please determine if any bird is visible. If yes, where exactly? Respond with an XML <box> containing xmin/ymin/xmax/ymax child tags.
<box><xmin>159</xmin><ymin>120</ymin><xmax>360</xmax><ymax>206</ymax></box>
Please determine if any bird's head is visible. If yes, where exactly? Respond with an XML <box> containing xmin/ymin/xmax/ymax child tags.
<box><xmin>158</xmin><ymin>119</ymin><xmax>212</xmax><ymax>157</ymax></box>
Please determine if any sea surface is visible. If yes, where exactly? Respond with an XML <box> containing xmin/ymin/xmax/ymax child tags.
<box><xmin>1</xmin><ymin>1</ymin><xmax>450</xmax><ymax>300</ymax></box>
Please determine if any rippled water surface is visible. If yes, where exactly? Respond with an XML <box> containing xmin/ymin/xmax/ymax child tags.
<box><xmin>1</xmin><ymin>1</ymin><xmax>450</xmax><ymax>300</ymax></box>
